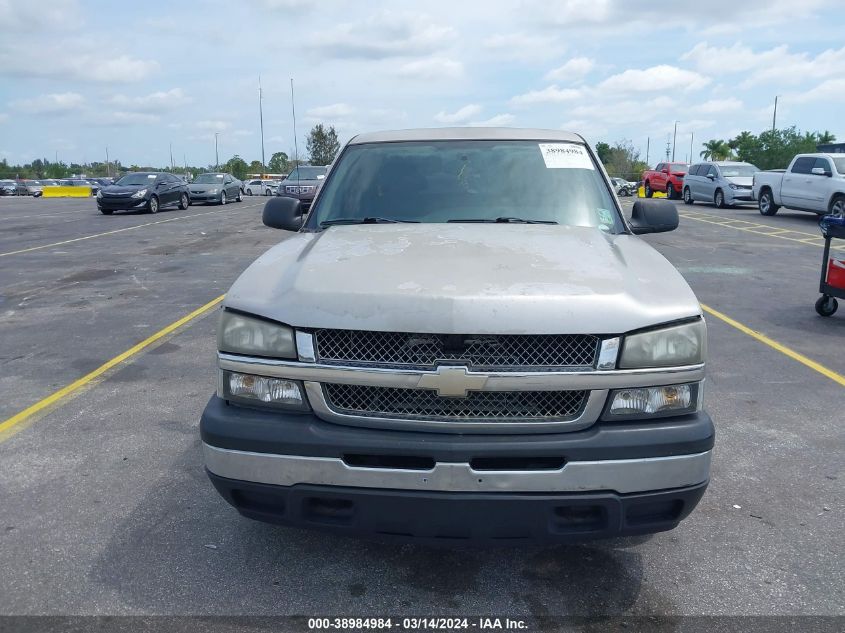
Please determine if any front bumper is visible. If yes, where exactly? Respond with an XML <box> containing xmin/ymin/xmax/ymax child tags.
<box><xmin>189</xmin><ymin>192</ymin><xmax>221</xmax><ymax>202</ymax></box>
<box><xmin>201</xmin><ymin>396</ymin><xmax>713</xmax><ymax>541</ymax></box>
<box><xmin>726</xmin><ymin>189</ymin><xmax>754</xmax><ymax>203</ymax></box>
<box><xmin>97</xmin><ymin>197</ymin><xmax>148</xmax><ymax>210</ymax></box>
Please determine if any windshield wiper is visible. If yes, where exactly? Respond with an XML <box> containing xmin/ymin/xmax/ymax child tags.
<box><xmin>319</xmin><ymin>217</ymin><xmax>420</xmax><ymax>227</ymax></box>
<box><xmin>447</xmin><ymin>217</ymin><xmax>558</xmax><ymax>225</ymax></box>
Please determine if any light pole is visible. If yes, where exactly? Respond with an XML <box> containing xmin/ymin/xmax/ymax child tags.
<box><xmin>689</xmin><ymin>132</ymin><xmax>694</xmax><ymax>163</ymax></box>
<box><xmin>259</xmin><ymin>75</ymin><xmax>266</xmax><ymax>173</ymax></box>
<box><xmin>772</xmin><ymin>95</ymin><xmax>779</xmax><ymax>133</ymax></box>
<box><xmin>214</xmin><ymin>132</ymin><xmax>220</xmax><ymax>170</ymax></box>
<box><xmin>672</xmin><ymin>121</ymin><xmax>679</xmax><ymax>162</ymax></box>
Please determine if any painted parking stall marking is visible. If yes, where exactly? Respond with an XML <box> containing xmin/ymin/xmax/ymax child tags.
<box><xmin>680</xmin><ymin>209</ymin><xmax>845</xmax><ymax>251</ymax></box>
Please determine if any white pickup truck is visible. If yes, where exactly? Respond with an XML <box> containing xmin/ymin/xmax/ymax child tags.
<box><xmin>752</xmin><ymin>153</ymin><xmax>845</xmax><ymax>218</ymax></box>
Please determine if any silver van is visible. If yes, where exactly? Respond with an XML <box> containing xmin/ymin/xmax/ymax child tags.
<box><xmin>683</xmin><ymin>161</ymin><xmax>758</xmax><ymax>208</ymax></box>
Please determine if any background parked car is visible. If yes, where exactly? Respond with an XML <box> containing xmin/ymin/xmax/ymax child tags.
<box><xmin>59</xmin><ymin>179</ymin><xmax>100</xmax><ymax>195</ymax></box>
<box><xmin>642</xmin><ymin>162</ymin><xmax>690</xmax><ymax>199</ymax></box>
<box><xmin>752</xmin><ymin>153</ymin><xmax>845</xmax><ymax>217</ymax></box>
<box><xmin>97</xmin><ymin>172</ymin><xmax>190</xmax><ymax>215</ymax></box>
<box><xmin>188</xmin><ymin>172</ymin><xmax>242</xmax><ymax>205</ymax></box>
<box><xmin>243</xmin><ymin>179</ymin><xmax>278</xmax><ymax>196</ymax></box>
<box><xmin>18</xmin><ymin>180</ymin><xmax>44</xmax><ymax>196</ymax></box>
<box><xmin>276</xmin><ymin>165</ymin><xmax>328</xmax><ymax>210</ymax></box>
<box><xmin>683</xmin><ymin>161</ymin><xmax>758</xmax><ymax>208</ymax></box>
<box><xmin>610</xmin><ymin>177</ymin><xmax>636</xmax><ymax>197</ymax></box>
<box><xmin>0</xmin><ymin>179</ymin><xmax>17</xmax><ymax>195</ymax></box>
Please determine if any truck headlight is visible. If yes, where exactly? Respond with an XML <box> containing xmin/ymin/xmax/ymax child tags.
<box><xmin>603</xmin><ymin>382</ymin><xmax>702</xmax><ymax>420</ymax></box>
<box><xmin>619</xmin><ymin>320</ymin><xmax>706</xmax><ymax>368</ymax></box>
<box><xmin>131</xmin><ymin>188</ymin><xmax>147</xmax><ymax>199</ymax></box>
<box><xmin>219</xmin><ymin>370</ymin><xmax>309</xmax><ymax>411</ymax></box>
<box><xmin>96</xmin><ymin>190</ymin><xmax>103</xmax><ymax>199</ymax></box>
<box><xmin>217</xmin><ymin>311</ymin><xmax>296</xmax><ymax>358</ymax></box>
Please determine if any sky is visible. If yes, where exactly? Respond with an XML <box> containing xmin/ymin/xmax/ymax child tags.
<box><xmin>0</xmin><ymin>0</ymin><xmax>843</xmax><ymax>169</ymax></box>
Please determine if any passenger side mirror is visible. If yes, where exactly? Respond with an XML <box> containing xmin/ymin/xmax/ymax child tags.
<box><xmin>629</xmin><ymin>200</ymin><xmax>679</xmax><ymax>235</ymax></box>
<box><xmin>661</xmin><ymin>168</ymin><xmax>669</xmax><ymax>174</ymax></box>
<box><xmin>263</xmin><ymin>196</ymin><xmax>305</xmax><ymax>231</ymax></box>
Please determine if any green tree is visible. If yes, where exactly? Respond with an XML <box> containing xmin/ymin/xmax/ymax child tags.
<box><xmin>224</xmin><ymin>155</ymin><xmax>248</xmax><ymax>180</ymax></box>
<box><xmin>306</xmin><ymin>124</ymin><xmax>340</xmax><ymax>165</ymax></box>
<box><xmin>268</xmin><ymin>151</ymin><xmax>289</xmax><ymax>174</ymax></box>
<box><xmin>595</xmin><ymin>142</ymin><xmax>612</xmax><ymax>166</ymax></box>
<box><xmin>700</xmin><ymin>139</ymin><xmax>733</xmax><ymax>161</ymax></box>
<box><xmin>249</xmin><ymin>160</ymin><xmax>264</xmax><ymax>174</ymax></box>
<box><xmin>817</xmin><ymin>130</ymin><xmax>837</xmax><ymax>145</ymax></box>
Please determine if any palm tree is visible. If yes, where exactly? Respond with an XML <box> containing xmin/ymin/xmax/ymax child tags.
<box><xmin>818</xmin><ymin>130</ymin><xmax>837</xmax><ymax>145</ymax></box>
<box><xmin>700</xmin><ymin>140</ymin><xmax>733</xmax><ymax>161</ymax></box>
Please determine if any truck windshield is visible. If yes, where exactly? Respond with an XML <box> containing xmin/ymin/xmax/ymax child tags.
<box><xmin>308</xmin><ymin>140</ymin><xmax>623</xmax><ymax>232</ymax></box>
<box><xmin>832</xmin><ymin>157</ymin><xmax>845</xmax><ymax>174</ymax></box>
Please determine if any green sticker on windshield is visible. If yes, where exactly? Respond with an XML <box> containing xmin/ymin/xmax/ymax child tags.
<box><xmin>597</xmin><ymin>208</ymin><xmax>614</xmax><ymax>226</ymax></box>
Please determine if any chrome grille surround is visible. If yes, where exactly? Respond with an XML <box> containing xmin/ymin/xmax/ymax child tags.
<box><xmin>322</xmin><ymin>383</ymin><xmax>589</xmax><ymax>422</ymax></box>
<box><xmin>312</xmin><ymin>329</ymin><xmax>600</xmax><ymax>371</ymax></box>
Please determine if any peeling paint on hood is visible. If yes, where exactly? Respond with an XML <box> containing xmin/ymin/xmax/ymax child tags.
<box><xmin>224</xmin><ymin>223</ymin><xmax>701</xmax><ymax>335</ymax></box>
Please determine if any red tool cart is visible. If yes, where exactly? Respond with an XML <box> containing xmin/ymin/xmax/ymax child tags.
<box><xmin>815</xmin><ymin>215</ymin><xmax>845</xmax><ymax>317</ymax></box>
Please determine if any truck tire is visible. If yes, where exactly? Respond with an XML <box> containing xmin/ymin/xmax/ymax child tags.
<box><xmin>666</xmin><ymin>183</ymin><xmax>676</xmax><ymax>199</ymax></box>
<box><xmin>683</xmin><ymin>186</ymin><xmax>694</xmax><ymax>205</ymax></box>
<box><xmin>644</xmin><ymin>182</ymin><xmax>653</xmax><ymax>198</ymax></box>
<box><xmin>758</xmin><ymin>188</ymin><xmax>779</xmax><ymax>216</ymax></box>
<box><xmin>829</xmin><ymin>194</ymin><xmax>845</xmax><ymax>219</ymax></box>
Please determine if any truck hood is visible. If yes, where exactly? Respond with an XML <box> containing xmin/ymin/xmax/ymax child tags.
<box><xmin>224</xmin><ymin>224</ymin><xmax>701</xmax><ymax>335</ymax></box>
<box><xmin>726</xmin><ymin>176</ymin><xmax>753</xmax><ymax>186</ymax></box>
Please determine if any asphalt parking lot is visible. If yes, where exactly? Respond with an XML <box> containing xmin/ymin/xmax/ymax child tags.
<box><xmin>0</xmin><ymin>195</ymin><xmax>842</xmax><ymax>621</ymax></box>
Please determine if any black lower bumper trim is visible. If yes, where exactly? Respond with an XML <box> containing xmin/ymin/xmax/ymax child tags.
<box><xmin>208</xmin><ymin>472</ymin><xmax>708</xmax><ymax>544</ymax></box>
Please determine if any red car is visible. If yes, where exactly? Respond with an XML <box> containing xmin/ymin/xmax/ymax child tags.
<box><xmin>642</xmin><ymin>162</ymin><xmax>689</xmax><ymax>199</ymax></box>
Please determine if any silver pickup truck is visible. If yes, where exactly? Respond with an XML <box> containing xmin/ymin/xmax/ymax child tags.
<box><xmin>200</xmin><ymin>128</ymin><xmax>713</xmax><ymax>544</ymax></box>
<box><xmin>753</xmin><ymin>153</ymin><xmax>845</xmax><ymax>217</ymax></box>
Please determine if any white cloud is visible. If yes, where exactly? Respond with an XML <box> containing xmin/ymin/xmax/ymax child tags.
<box><xmin>510</xmin><ymin>85</ymin><xmax>582</xmax><ymax>106</ymax></box>
<box><xmin>397</xmin><ymin>57</ymin><xmax>463</xmax><ymax>79</ymax></box>
<box><xmin>10</xmin><ymin>92</ymin><xmax>85</xmax><ymax>115</ymax></box>
<box><xmin>469</xmin><ymin>114</ymin><xmax>515</xmax><ymax>127</ymax></box>
<box><xmin>92</xmin><ymin>111</ymin><xmax>160</xmax><ymax>126</ymax></box>
<box><xmin>109</xmin><ymin>88</ymin><xmax>190</xmax><ymax>112</ymax></box>
<box><xmin>310</xmin><ymin>11</ymin><xmax>453</xmax><ymax>59</ymax></box>
<box><xmin>539</xmin><ymin>0</ymin><xmax>613</xmax><ymax>25</ymax></box>
<box><xmin>434</xmin><ymin>104</ymin><xmax>482</xmax><ymax>124</ymax></box>
<box><xmin>0</xmin><ymin>0</ymin><xmax>82</xmax><ymax>29</ymax></box>
<box><xmin>682</xmin><ymin>42</ymin><xmax>845</xmax><ymax>88</ymax></box>
<box><xmin>0</xmin><ymin>44</ymin><xmax>159</xmax><ymax>83</ymax></box>
<box><xmin>544</xmin><ymin>57</ymin><xmax>595</xmax><ymax>82</ymax></box>
<box><xmin>598</xmin><ymin>65</ymin><xmax>710</xmax><ymax>93</ymax></box>
<box><xmin>790</xmin><ymin>78</ymin><xmax>845</xmax><ymax>103</ymax></box>
<box><xmin>306</xmin><ymin>103</ymin><xmax>354</xmax><ymax>118</ymax></box>
<box><xmin>196</xmin><ymin>120</ymin><xmax>231</xmax><ymax>131</ymax></box>
<box><xmin>691</xmin><ymin>98</ymin><xmax>743</xmax><ymax>114</ymax></box>
<box><xmin>482</xmin><ymin>32</ymin><xmax>562</xmax><ymax>62</ymax></box>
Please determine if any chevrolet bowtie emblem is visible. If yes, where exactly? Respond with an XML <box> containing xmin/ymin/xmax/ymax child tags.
<box><xmin>416</xmin><ymin>366</ymin><xmax>488</xmax><ymax>397</ymax></box>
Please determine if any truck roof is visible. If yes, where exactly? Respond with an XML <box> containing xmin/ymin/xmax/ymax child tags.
<box><xmin>348</xmin><ymin>127</ymin><xmax>586</xmax><ymax>145</ymax></box>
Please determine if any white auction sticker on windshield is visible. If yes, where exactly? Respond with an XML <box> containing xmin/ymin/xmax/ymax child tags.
<box><xmin>538</xmin><ymin>143</ymin><xmax>594</xmax><ymax>170</ymax></box>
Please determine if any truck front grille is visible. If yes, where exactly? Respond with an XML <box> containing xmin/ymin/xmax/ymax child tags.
<box><xmin>322</xmin><ymin>384</ymin><xmax>589</xmax><ymax>422</ymax></box>
<box><xmin>312</xmin><ymin>330</ymin><xmax>599</xmax><ymax>371</ymax></box>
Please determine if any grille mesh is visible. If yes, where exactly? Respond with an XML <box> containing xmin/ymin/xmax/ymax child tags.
<box><xmin>313</xmin><ymin>330</ymin><xmax>599</xmax><ymax>371</ymax></box>
<box><xmin>323</xmin><ymin>384</ymin><xmax>588</xmax><ymax>422</ymax></box>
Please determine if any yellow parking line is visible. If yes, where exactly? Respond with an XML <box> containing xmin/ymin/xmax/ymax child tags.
<box><xmin>701</xmin><ymin>304</ymin><xmax>845</xmax><ymax>388</ymax></box>
<box><xmin>0</xmin><ymin>294</ymin><xmax>225</xmax><ymax>442</ymax></box>
<box><xmin>0</xmin><ymin>202</ymin><xmax>263</xmax><ymax>258</ymax></box>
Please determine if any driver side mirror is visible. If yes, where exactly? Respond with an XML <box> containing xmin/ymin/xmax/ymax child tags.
<box><xmin>811</xmin><ymin>167</ymin><xmax>832</xmax><ymax>177</ymax></box>
<box><xmin>263</xmin><ymin>196</ymin><xmax>305</xmax><ymax>231</ymax></box>
<box><xmin>706</xmin><ymin>174</ymin><xmax>715</xmax><ymax>181</ymax></box>
<box><xmin>629</xmin><ymin>200</ymin><xmax>679</xmax><ymax>235</ymax></box>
